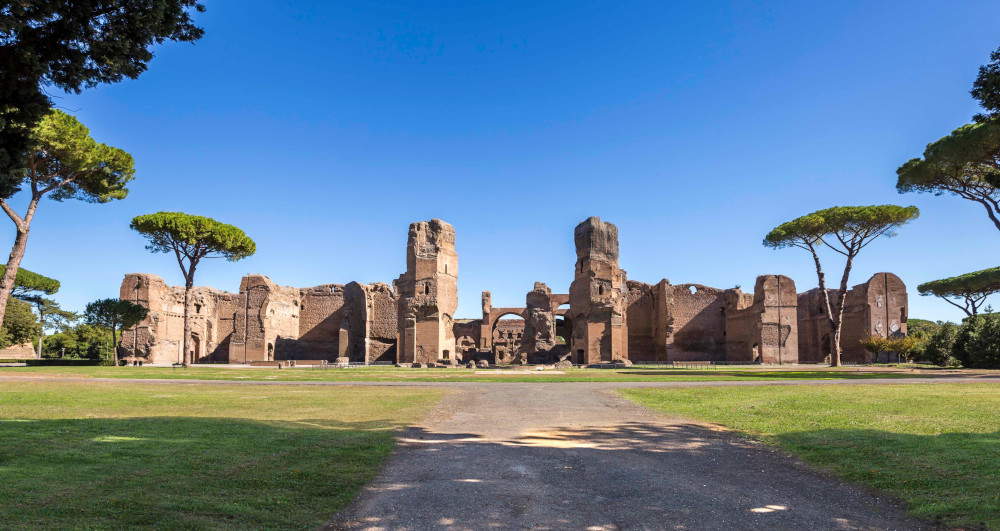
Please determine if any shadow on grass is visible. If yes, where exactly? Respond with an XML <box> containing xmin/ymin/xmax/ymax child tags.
<box><xmin>0</xmin><ymin>416</ymin><xmax>403</xmax><ymax>529</ymax></box>
<box><xmin>329</xmin><ymin>422</ymin><xmax>930</xmax><ymax>530</ymax></box>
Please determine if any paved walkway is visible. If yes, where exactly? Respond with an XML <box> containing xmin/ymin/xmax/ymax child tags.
<box><xmin>325</xmin><ymin>382</ymin><xmax>951</xmax><ymax>530</ymax></box>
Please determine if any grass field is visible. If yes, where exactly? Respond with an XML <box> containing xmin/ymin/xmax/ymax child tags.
<box><xmin>0</xmin><ymin>381</ymin><xmax>445</xmax><ymax>529</ymax></box>
<box><xmin>0</xmin><ymin>364</ymin><xmax>970</xmax><ymax>383</ymax></box>
<box><xmin>622</xmin><ymin>384</ymin><xmax>1000</xmax><ymax>529</ymax></box>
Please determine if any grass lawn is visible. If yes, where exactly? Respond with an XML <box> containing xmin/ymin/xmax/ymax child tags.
<box><xmin>622</xmin><ymin>384</ymin><xmax>1000</xmax><ymax>529</ymax></box>
<box><xmin>0</xmin><ymin>364</ymin><xmax>968</xmax><ymax>383</ymax></box>
<box><xmin>0</xmin><ymin>381</ymin><xmax>445</xmax><ymax>529</ymax></box>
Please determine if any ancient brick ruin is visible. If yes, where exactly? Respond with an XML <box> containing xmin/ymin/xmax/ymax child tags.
<box><xmin>119</xmin><ymin>217</ymin><xmax>908</xmax><ymax>365</ymax></box>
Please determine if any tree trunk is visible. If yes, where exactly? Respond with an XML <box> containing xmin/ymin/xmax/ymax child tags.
<box><xmin>0</xmin><ymin>225</ymin><xmax>31</xmax><ymax>328</ymax></box>
<box><xmin>831</xmin><ymin>254</ymin><xmax>857</xmax><ymax>367</ymax></box>
<box><xmin>0</xmin><ymin>196</ymin><xmax>39</xmax><ymax>329</ymax></box>
<box><xmin>182</xmin><ymin>282</ymin><xmax>191</xmax><ymax>367</ymax></box>
<box><xmin>975</xmin><ymin>197</ymin><xmax>1000</xmax><ymax>233</ymax></box>
<box><xmin>111</xmin><ymin>324</ymin><xmax>118</xmax><ymax>366</ymax></box>
<box><xmin>807</xmin><ymin>245</ymin><xmax>838</xmax><ymax>365</ymax></box>
<box><xmin>36</xmin><ymin>332</ymin><xmax>44</xmax><ymax>358</ymax></box>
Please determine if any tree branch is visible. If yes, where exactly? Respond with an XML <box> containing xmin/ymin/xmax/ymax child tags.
<box><xmin>39</xmin><ymin>171</ymin><xmax>82</xmax><ymax>196</ymax></box>
<box><xmin>0</xmin><ymin>200</ymin><xmax>25</xmax><ymax>228</ymax></box>
<box><xmin>939</xmin><ymin>295</ymin><xmax>973</xmax><ymax>317</ymax></box>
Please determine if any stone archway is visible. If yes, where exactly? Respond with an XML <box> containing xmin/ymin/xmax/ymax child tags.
<box><xmin>479</xmin><ymin>307</ymin><xmax>526</xmax><ymax>352</ymax></box>
<box><xmin>485</xmin><ymin>309</ymin><xmax>526</xmax><ymax>364</ymax></box>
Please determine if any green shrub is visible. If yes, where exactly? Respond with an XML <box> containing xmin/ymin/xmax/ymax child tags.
<box><xmin>923</xmin><ymin>323</ymin><xmax>961</xmax><ymax>367</ymax></box>
<box><xmin>905</xmin><ymin>319</ymin><xmax>940</xmax><ymax>361</ymax></box>
<box><xmin>953</xmin><ymin>315</ymin><xmax>1000</xmax><ymax>369</ymax></box>
<box><xmin>860</xmin><ymin>336</ymin><xmax>893</xmax><ymax>358</ymax></box>
<box><xmin>861</xmin><ymin>335</ymin><xmax>924</xmax><ymax>363</ymax></box>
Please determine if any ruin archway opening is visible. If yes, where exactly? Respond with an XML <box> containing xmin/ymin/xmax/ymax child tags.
<box><xmin>491</xmin><ymin>312</ymin><xmax>525</xmax><ymax>365</ymax></box>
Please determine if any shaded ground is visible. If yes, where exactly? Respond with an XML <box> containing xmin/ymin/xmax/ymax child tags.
<box><xmin>330</xmin><ymin>383</ymin><xmax>925</xmax><ymax>530</ymax></box>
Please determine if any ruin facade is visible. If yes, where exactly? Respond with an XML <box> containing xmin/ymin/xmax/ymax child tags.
<box><xmin>797</xmin><ymin>272</ymin><xmax>908</xmax><ymax>364</ymax></box>
<box><xmin>119</xmin><ymin>273</ymin><xmax>398</xmax><ymax>365</ymax></box>
<box><xmin>395</xmin><ymin>219</ymin><xmax>458</xmax><ymax>365</ymax></box>
<box><xmin>118</xmin><ymin>217</ymin><xmax>908</xmax><ymax>365</ymax></box>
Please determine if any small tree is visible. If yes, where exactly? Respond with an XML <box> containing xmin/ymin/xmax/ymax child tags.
<box><xmin>890</xmin><ymin>336</ymin><xmax>922</xmax><ymax>363</ymax></box>
<box><xmin>0</xmin><ymin>265</ymin><xmax>61</xmax><ymax>357</ymax></box>
<box><xmin>953</xmin><ymin>314</ymin><xmax>1000</xmax><ymax>369</ymax></box>
<box><xmin>859</xmin><ymin>336</ymin><xmax>893</xmax><ymax>362</ymax></box>
<box><xmin>1</xmin><ymin>298</ymin><xmax>40</xmax><ymax>349</ymax></box>
<box><xmin>84</xmin><ymin>299</ymin><xmax>149</xmax><ymax>366</ymax></box>
<box><xmin>0</xmin><ymin>110</ymin><xmax>134</xmax><ymax>327</ymax></box>
<box><xmin>924</xmin><ymin>322</ymin><xmax>961</xmax><ymax>367</ymax></box>
<box><xmin>764</xmin><ymin>205</ymin><xmax>919</xmax><ymax>366</ymax></box>
<box><xmin>130</xmin><ymin>212</ymin><xmax>255</xmax><ymax>366</ymax></box>
<box><xmin>918</xmin><ymin>267</ymin><xmax>1000</xmax><ymax>317</ymax></box>
<box><xmin>25</xmin><ymin>297</ymin><xmax>78</xmax><ymax>358</ymax></box>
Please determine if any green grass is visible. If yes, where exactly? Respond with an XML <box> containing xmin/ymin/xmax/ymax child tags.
<box><xmin>622</xmin><ymin>384</ymin><xmax>1000</xmax><ymax>529</ymax></box>
<box><xmin>0</xmin><ymin>381</ymin><xmax>445</xmax><ymax>529</ymax></box>
<box><xmin>0</xmin><ymin>364</ymin><xmax>967</xmax><ymax>383</ymax></box>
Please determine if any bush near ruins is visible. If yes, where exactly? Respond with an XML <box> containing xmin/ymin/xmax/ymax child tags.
<box><xmin>922</xmin><ymin>322</ymin><xmax>961</xmax><ymax>367</ymax></box>
<box><xmin>859</xmin><ymin>335</ymin><xmax>921</xmax><ymax>363</ymax></box>
<box><xmin>1</xmin><ymin>298</ymin><xmax>40</xmax><ymax>348</ymax></box>
<box><xmin>41</xmin><ymin>323</ymin><xmax>111</xmax><ymax>361</ymax></box>
<box><xmin>952</xmin><ymin>314</ymin><xmax>1000</xmax><ymax>369</ymax></box>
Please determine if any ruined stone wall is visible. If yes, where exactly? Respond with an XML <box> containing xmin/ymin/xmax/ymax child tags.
<box><xmin>229</xmin><ymin>275</ymin><xmax>299</xmax><ymax>363</ymax></box>
<box><xmin>797</xmin><ymin>272</ymin><xmax>908</xmax><ymax>363</ymax></box>
<box><xmin>364</xmin><ymin>282</ymin><xmax>399</xmax><ymax>363</ymax></box>
<box><xmin>119</xmin><ymin>273</ymin><xmax>238</xmax><ymax>365</ymax></box>
<box><xmin>396</xmin><ymin>219</ymin><xmax>458</xmax><ymax>364</ymax></box>
<box><xmin>343</xmin><ymin>282</ymin><xmax>398</xmax><ymax>363</ymax></box>
<box><xmin>275</xmin><ymin>284</ymin><xmax>344</xmax><ymax>361</ymax></box>
<box><xmin>626</xmin><ymin>281</ymin><xmax>659</xmax><ymax>361</ymax></box>
<box><xmin>522</xmin><ymin>282</ymin><xmax>558</xmax><ymax>362</ymax></box>
<box><xmin>568</xmin><ymin>217</ymin><xmax>628</xmax><ymax>364</ymax></box>
<box><xmin>493</xmin><ymin>319</ymin><xmax>525</xmax><ymax>364</ymax></box>
<box><xmin>453</xmin><ymin>319</ymin><xmax>482</xmax><ymax>361</ymax></box>
<box><xmin>796</xmin><ymin>290</ymin><xmax>830</xmax><ymax>363</ymax></box>
<box><xmin>0</xmin><ymin>342</ymin><xmax>37</xmax><ymax>359</ymax></box>
<box><xmin>725</xmin><ymin>275</ymin><xmax>798</xmax><ymax>364</ymax></box>
<box><xmin>666</xmin><ymin>284</ymin><xmax>728</xmax><ymax>361</ymax></box>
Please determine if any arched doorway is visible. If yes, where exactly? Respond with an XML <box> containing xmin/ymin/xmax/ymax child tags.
<box><xmin>554</xmin><ymin>303</ymin><xmax>571</xmax><ymax>345</ymax></box>
<box><xmin>491</xmin><ymin>312</ymin><xmax>526</xmax><ymax>364</ymax></box>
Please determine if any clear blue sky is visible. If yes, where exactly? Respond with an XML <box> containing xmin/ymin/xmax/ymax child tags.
<box><xmin>13</xmin><ymin>0</ymin><xmax>1000</xmax><ymax>322</ymax></box>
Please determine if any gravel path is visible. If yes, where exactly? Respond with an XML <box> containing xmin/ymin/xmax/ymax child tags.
<box><xmin>328</xmin><ymin>382</ymin><xmax>932</xmax><ymax>530</ymax></box>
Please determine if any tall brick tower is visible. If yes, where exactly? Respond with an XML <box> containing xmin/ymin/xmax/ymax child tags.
<box><xmin>395</xmin><ymin>219</ymin><xmax>458</xmax><ymax>364</ymax></box>
<box><xmin>568</xmin><ymin>217</ymin><xmax>629</xmax><ymax>364</ymax></box>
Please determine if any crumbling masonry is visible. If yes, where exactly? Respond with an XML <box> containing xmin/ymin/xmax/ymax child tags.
<box><xmin>119</xmin><ymin>217</ymin><xmax>907</xmax><ymax>365</ymax></box>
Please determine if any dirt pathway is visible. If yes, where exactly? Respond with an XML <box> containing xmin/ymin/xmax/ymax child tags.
<box><xmin>329</xmin><ymin>383</ymin><xmax>926</xmax><ymax>530</ymax></box>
